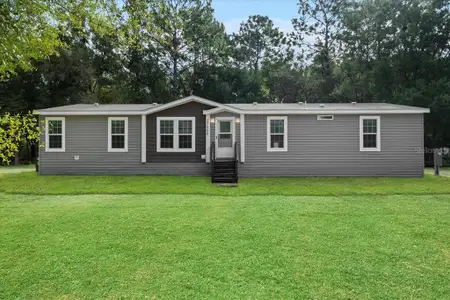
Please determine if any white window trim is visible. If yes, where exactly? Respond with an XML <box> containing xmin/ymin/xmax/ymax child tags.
<box><xmin>45</xmin><ymin>117</ymin><xmax>66</xmax><ymax>152</ymax></box>
<box><xmin>317</xmin><ymin>115</ymin><xmax>334</xmax><ymax>121</ymax></box>
<box><xmin>157</xmin><ymin>117</ymin><xmax>196</xmax><ymax>153</ymax></box>
<box><xmin>267</xmin><ymin>116</ymin><xmax>288</xmax><ymax>152</ymax></box>
<box><xmin>108</xmin><ymin>117</ymin><xmax>128</xmax><ymax>152</ymax></box>
<box><xmin>360</xmin><ymin>116</ymin><xmax>381</xmax><ymax>152</ymax></box>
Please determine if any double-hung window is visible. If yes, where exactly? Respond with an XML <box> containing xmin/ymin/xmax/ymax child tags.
<box><xmin>157</xmin><ymin>117</ymin><xmax>195</xmax><ymax>152</ymax></box>
<box><xmin>360</xmin><ymin>116</ymin><xmax>381</xmax><ymax>151</ymax></box>
<box><xmin>45</xmin><ymin>117</ymin><xmax>65</xmax><ymax>152</ymax></box>
<box><xmin>108</xmin><ymin>117</ymin><xmax>128</xmax><ymax>152</ymax></box>
<box><xmin>267</xmin><ymin>116</ymin><xmax>288</xmax><ymax>152</ymax></box>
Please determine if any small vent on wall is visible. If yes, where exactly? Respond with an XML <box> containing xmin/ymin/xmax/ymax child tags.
<box><xmin>317</xmin><ymin>115</ymin><xmax>334</xmax><ymax>121</ymax></box>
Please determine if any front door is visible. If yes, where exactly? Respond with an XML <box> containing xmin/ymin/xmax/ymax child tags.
<box><xmin>215</xmin><ymin>117</ymin><xmax>235</xmax><ymax>158</ymax></box>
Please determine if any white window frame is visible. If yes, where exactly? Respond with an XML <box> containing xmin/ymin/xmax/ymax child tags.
<box><xmin>360</xmin><ymin>116</ymin><xmax>381</xmax><ymax>152</ymax></box>
<box><xmin>267</xmin><ymin>116</ymin><xmax>288</xmax><ymax>152</ymax></box>
<box><xmin>157</xmin><ymin>117</ymin><xmax>196</xmax><ymax>153</ymax></box>
<box><xmin>317</xmin><ymin>115</ymin><xmax>334</xmax><ymax>121</ymax></box>
<box><xmin>45</xmin><ymin>117</ymin><xmax>66</xmax><ymax>152</ymax></box>
<box><xmin>108</xmin><ymin>117</ymin><xmax>128</xmax><ymax>152</ymax></box>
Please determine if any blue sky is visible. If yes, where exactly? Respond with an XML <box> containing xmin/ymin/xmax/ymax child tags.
<box><xmin>211</xmin><ymin>0</ymin><xmax>298</xmax><ymax>33</ymax></box>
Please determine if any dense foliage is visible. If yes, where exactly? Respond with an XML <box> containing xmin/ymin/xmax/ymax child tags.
<box><xmin>0</xmin><ymin>0</ymin><xmax>449</xmax><ymax>146</ymax></box>
<box><xmin>0</xmin><ymin>111</ymin><xmax>39</xmax><ymax>164</ymax></box>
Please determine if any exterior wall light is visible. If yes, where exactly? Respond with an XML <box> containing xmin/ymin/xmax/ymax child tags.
<box><xmin>236</xmin><ymin>118</ymin><xmax>240</xmax><ymax>124</ymax></box>
<box><xmin>210</xmin><ymin>118</ymin><xmax>215</xmax><ymax>123</ymax></box>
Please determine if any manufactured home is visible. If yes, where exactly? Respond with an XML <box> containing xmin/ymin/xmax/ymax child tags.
<box><xmin>37</xmin><ymin>96</ymin><xmax>430</xmax><ymax>182</ymax></box>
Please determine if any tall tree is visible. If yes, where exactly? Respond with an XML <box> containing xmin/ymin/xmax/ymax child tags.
<box><xmin>0</xmin><ymin>0</ymin><xmax>117</xmax><ymax>79</ymax></box>
<box><xmin>292</xmin><ymin>0</ymin><xmax>345</xmax><ymax>101</ymax></box>
<box><xmin>124</xmin><ymin>0</ymin><xmax>227</xmax><ymax>100</ymax></box>
<box><xmin>232</xmin><ymin>15</ymin><xmax>292</xmax><ymax>74</ymax></box>
<box><xmin>337</xmin><ymin>0</ymin><xmax>450</xmax><ymax>144</ymax></box>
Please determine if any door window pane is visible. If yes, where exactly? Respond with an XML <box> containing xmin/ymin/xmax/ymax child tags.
<box><xmin>219</xmin><ymin>121</ymin><xmax>231</xmax><ymax>133</ymax></box>
<box><xmin>218</xmin><ymin>134</ymin><xmax>232</xmax><ymax>147</ymax></box>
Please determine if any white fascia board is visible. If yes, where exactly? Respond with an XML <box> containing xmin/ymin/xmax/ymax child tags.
<box><xmin>203</xmin><ymin>106</ymin><xmax>243</xmax><ymax>115</ymax></box>
<box><xmin>37</xmin><ymin>111</ymin><xmax>145</xmax><ymax>116</ymax></box>
<box><xmin>239</xmin><ymin>109</ymin><xmax>430</xmax><ymax>115</ymax></box>
<box><xmin>143</xmin><ymin>95</ymin><xmax>226</xmax><ymax>115</ymax></box>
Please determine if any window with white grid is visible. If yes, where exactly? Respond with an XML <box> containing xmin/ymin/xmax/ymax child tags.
<box><xmin>157</xmin><ymin>117</ymin><xmax>195</xmax><ymax>152</ymax></box>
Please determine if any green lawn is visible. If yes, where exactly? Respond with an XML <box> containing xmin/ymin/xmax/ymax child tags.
<box><xmin>2</xmin><ymin>171</ymin><xmax>450</xmax><ymax>196</ymax></box>
<box><xmin>1</xmin><ymin>173</ymin><xmax>450</xmax><ymax>299</ymax></box>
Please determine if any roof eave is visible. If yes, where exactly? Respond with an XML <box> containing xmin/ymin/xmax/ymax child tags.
<box><xmin>36</xmin><ymin>111</ymin><xmax>145</xmax><ymax>116</ymax></box>
<box><xmin>207</xmin><ymin>109</ymin><xmax>430</xmax><ymax>115</ymax></box>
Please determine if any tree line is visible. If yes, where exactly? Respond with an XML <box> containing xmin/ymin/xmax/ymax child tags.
<box><xmin>1</xmin><ymin>0</ymin><xmax>449</xmax><ymax>146</ymax></box>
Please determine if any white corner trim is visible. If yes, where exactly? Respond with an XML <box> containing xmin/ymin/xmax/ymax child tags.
<box><xmin>267</xmin><ymin>116</ymin><xmax>288</xmax><ymax>152</ymax></box>
<box><xmin>45</xmin><ymin>117</ymin><xmax>66</xmax><ymax>152</ymax></box>
<box><xmin>205</xmin><ymin>114</ymin><xmax>211</xmax><ymax>163</ymax></box>
<box><xmin>156</xmin><ymin>117</ymin><xmax>196</xmax><ymax>153</ymax></box>
<box><xmin>359</xmin><ymin>116</ymin><xmax>381</xmax><ymax>152</ymax></box>
<box><xmin>108</xmin><ymin>117</ymin><xmax>128</xmax><ymax>152</ymax></box>
<box><xmin>141</xmin><ymin>115</ymin><xmax>146</xmax><ymax>163</ymax></box>
<box><xmin>240</xmin><ymin>114</ymin><xmax>245</xmax><ymax>162</ymax></box>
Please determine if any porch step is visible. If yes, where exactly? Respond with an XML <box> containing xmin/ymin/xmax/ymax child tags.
<box><xmin>211</xmin><ymin>159</ymin><xmax>238</xmax><ymax>184</ymax></box>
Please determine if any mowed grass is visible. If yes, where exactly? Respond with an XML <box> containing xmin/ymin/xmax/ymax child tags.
<box><xmin>1</xmin><ymin>193</ymin><xmax>449</xmax><ymax>299</ymax></box>
<box><xmin>2</xmin><ymin>171</ymin><xmax>450</xmax><ymax>196</ymax></box>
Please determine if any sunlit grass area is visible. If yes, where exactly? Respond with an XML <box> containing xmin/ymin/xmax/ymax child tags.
<box><xmin>2</xmin><ymin>171</ymin><xmax>450</xmax><ymax>196</ymax></box>
<box><xmin>1</xmin><ymin>193</ymin><xmax>449</xmax><ymax>299</ymax></box>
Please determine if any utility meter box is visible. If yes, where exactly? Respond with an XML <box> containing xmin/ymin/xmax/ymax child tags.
<box><xmin>434</xmin><ymin>149</ymin><xmax>443</xmax><ymax>167</ymax></box>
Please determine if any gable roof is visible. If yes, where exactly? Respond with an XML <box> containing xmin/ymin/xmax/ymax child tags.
<box><xmin>36</xmin><ymin>96</ymin><xmax>224</xmax><ymax>116</ymax></box>
<box><xmin>36</xmin><ymin>96</ymin><xmax>430</xmax><ymax>116</ymax></box>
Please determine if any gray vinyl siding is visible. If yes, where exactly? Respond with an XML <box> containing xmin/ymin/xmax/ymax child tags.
<box><xmin>210</xmin><ymin>112</ymin><xmax>241</xmax><ymax>159</ymax></box>
<box><xmin>39</xmin><ymin>115</ymin><xmax>209</xmax><ymax>175</ymax></box>
<box><xmin>147</xmin><ymin>102</ymin><xmax>214</xmax><ymax>163</ymax></box>
<box><xmin>239</xmin><ymin>114</ymin><xmax>424</xmax><ymax>177</ymax></box>
<box><xmin>40</xmin><ymin>112</ymin><xmax>425</xmax><ymax>177</ymax></box>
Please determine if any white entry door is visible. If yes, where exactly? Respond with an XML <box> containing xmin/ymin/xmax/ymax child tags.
<box><xmin>215</xmin><ymin>117</ymin><xmax>235</xmax><ymax>158</ymax></box>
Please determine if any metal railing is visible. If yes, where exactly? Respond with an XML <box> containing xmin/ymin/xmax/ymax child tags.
<box><xmin>234</xmin><ymin>141</ymin><xmax>239</xmax><ymax>179</ymax></box>
<box><xmin>210</xmin><ymin>142</ymin><xmax>215</xmax><ymax>176</ymax></box>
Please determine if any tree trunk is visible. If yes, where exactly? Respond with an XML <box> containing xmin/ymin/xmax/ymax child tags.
<box><xmin>14</xmin><ymin>151</ymin><xmax>20</xmax><ymax>165</ymax></box>
<box><xmin>172</xmin><ymin>32</ymin><xmax>179</xmax><ymax>100</ymax></box>
<box><xmin>172</xmin><ymin>55</ymin><xmax>178</xmax><ymax>99</ymax></box>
